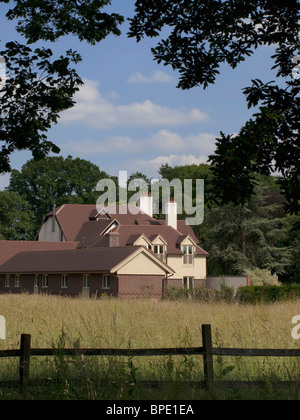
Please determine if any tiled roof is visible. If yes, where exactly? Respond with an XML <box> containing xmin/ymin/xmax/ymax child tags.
<box><xmin>0</xmin><ymin>246</ymin><xmax>174</xmax><ymax>274</ymax></box>
<box><xmin>45</xmin><ymin>204</ymin><xmax>161</xmax><ymax>242</ymax></box>
<box><xmin>0</xmin><ymin>241</ymin><xmax>79</xmax><ymax>266</ymax></box>
<box><xmin>89</xmin><ymin>225</ymin><xmax>208</xmax><ymax>256</ymax></box>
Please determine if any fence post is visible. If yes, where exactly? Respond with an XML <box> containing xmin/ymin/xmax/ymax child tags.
<box><xmin>202</xmin><ymin>324</ymin><xmax>214</xmax><ymax>391</ymax></box>
<box><xmin>19</xmin><ymin>334</ymin><xmax>31</xmax><ymax>387</ymax></box>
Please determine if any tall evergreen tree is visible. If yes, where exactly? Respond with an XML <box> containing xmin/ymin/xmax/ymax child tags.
<box><xmin>202</xmin><ymin>177</ymin><xmax>292</xmax><ymax>276</ymax></box>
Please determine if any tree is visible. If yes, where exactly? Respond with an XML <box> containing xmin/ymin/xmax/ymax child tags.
<box><xmin>0</xmin><ymin>0</ymin><xmax>124</xmax><ymax>173</ymax></box>
<box><xmin>158</xmin><ymin>163</ymin><xmax>214</xmax><ymax>219</ymax></box>
<box><xmin>129</xmin><ymin>1</ymin><xmax>300</xmax><ymax>214</ymax></box>
<box><xmin>200</xmin><ymin>176</ymin><xmax>292</xmax><ymax>277</ymax></box>
<box><xmin>8</xmin><ymin>156</ymin><xmax>109</xmax><ymax>231</ymax></box>
<box><xmin>0</xmin><ymin>191</ymin><xmax>35</xmax><ymax>240</ymax></box>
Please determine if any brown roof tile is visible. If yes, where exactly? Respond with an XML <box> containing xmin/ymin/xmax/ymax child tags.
<box><xmin>0</xmin><ymin>241</ymin><xmax>79</xmax><ymax>266</ymax></box>
<box><xmin>0</xmin><ymin>246</ymin><xmax>174</xmax><ymax>274</ymax></box>
<box><xmin>89</xmin><ymin>225</ymin><xmax>208</xmax><ymax>256</ymax></box>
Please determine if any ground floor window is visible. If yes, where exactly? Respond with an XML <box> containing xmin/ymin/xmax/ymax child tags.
<box><xmin>34</xmin><ymin>275</ymin><xmax>39</xmax><ymax>287</ymax></box>
<box><xmin>83</xmin><ymin>274</ymin><xmax>90</xmax><ymax>288</ymax></box>
<box><xmin>5</xmin><ymin>275</ymin><xmax>10</xmax><ymax>287</ymax></box>
<box><xmin>102</xmin><ymin>274</ymin><xmax>110</xmax><ymax>289</ymax></box>
<box><xmin>14</xmin><ymin>275</ymin><xmax>20</xmax><ymax>288</ymax></box>
<box><xmin>42</xmin><ymin>274</ymin><xmax>48</xmax><ymax>288</ymax></box>
<box><xmin>61</xmin><ymin>275</ymin><xmax>68</xmax><ymax>288</ymax></box>
<box><xmin>183</xmin><ymin>276</ymin><xmax>194</xmax><ymax>290</ymax></box>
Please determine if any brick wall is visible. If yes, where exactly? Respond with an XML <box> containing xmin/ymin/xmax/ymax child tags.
<box><xmin>117</xmin><ymin>274</ymin><xmax>165</xmax><ymax>298</ymax></box>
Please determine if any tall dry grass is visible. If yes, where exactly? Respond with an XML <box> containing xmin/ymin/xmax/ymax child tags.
<box><xmin>0</xmin><ymin>294</ymin><xmax>299</xmax><ymax>399</ymax></box>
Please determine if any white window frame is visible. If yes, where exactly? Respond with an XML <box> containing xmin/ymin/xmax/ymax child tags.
<box><xmin>61</xmin><ymin>274</ymin><xmax>68</xmax><ymax>289</ymax></box>
<box><xmin>42</xmin><ymin>274</ymin><xmax>48</xmax><ymax>288</ymax></box>
<box><xmin>83</xmin><ymin>274</ymin><xmax>90</xmax><ymax>289</ymax></box>
<box><xmin>183</xmin><ymin>276</ymin><xmax>195</xmax><ymax>290</ymax></box>
<box><xmin>14</xmin><ymin>274</ymin><xmax>20</xmax><ymax>288</ymax></box>
<box><xmin>5</xmin><ymin>274</ymin><xmax>10</xmax><ymax>287</ymax></box>
<box><xmin>182</xmin><ymin>245</ymin><xmax>195</xmax><ymax>265</ymax></box>
<box><xmin>153</xmin><ymin>244</ymin><xmax>166</xmax><ymax>262</ymax></box>
<box><xmin>34</xmin><ymin>275</ymin><xmax>39</xmax><ymax>287</ymax></box>
<box><xmin>102</xmin><ymin>274</ymin><xmax>110</xmax><ymax>289</ymax></box>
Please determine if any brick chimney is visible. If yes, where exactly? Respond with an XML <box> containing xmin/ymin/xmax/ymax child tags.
<box><xmin>108</xmin><ymin>230</ymin><xmax>120</xmax><ymax>247</ymax></box>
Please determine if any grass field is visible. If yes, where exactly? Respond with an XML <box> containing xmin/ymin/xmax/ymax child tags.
<box><xmin>0</xmin><ymin>294</ymin><xmax>300</xmax><ymax>400</ymax></box>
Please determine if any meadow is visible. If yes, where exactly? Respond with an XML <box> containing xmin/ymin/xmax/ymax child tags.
<box><xmin>0</xmin><ymin>294</ymin><xmax>299</xmax><ymax>400</ymax></box>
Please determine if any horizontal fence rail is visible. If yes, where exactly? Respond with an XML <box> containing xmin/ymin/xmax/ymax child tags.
<box><xmin>0</xmin><ymin>325</ymin><xmax>300</xmax><ymax>390</ymax></box>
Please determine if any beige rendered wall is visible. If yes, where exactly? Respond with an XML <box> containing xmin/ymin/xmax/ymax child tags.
<box><xmin>167</xmin><ymin>255</ymin><xmax>207</xmax><ymax>280</ymax></box>
<box><xmin>117</xmin><ymin>252</ymin><xmax>168</xmax><ymax>276</ymax></box>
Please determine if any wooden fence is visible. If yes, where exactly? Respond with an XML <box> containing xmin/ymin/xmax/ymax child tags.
<box><xmin>0</xmin><ymin>324</ymin><xmax>300</xmax><ymax>390</ymax></box>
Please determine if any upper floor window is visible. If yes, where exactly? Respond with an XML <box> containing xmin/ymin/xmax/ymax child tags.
<box><xmin>153</xmin><ymin>245</ymin><xmax>166</xmax><ymax>262</ymax></box>
<box><xmin>182</xmin><ymin>245</ymin><xmax>194</xmax><ymax>265</ymax></box>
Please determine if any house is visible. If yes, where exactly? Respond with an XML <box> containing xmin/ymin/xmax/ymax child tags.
<box><xmin>0</xmin><ymin>196</ymin><xmax>209</xmax><ymax>298</ymax></box>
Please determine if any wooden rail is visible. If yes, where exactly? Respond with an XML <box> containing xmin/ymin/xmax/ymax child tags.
<box><xmin>0</xmin><ymin>324</ymin><xmax>299</xmax><ymax>390</ymax></box>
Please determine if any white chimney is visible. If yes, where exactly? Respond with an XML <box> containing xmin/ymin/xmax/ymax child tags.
<box><xmin>139</xmin><ymin>193</ymin><xmax>153</xmax><ymax>218</ymax></box>
<box><xmin>165</xmin><ymin>200</ymin><xmax>178</xmax><ymax>231</ymax></box>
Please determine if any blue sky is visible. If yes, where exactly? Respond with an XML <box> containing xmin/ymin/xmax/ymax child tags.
<box><xmin>0</xmin><ymin>0</ymin><xmax>280</xmax><ymax>190</ymax></box>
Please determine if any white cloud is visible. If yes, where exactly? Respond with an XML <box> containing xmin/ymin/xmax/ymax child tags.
<box><xmin>128</xmin><ymin>70</ymin><xmax>175</xmax><ymax>84</ymax></box>
<box><xmin>147</xmin><ymin>130</ymin><xmax>216</xmax><ymax>155</ymax></box>
<box><xmin>149</xmin><ymin>154</ymin><xmax>210</xmax><ymax>169</ymax></box>
<box><xmin>64</xmin><ymin>130</ymin><xmax>217</xmax><ymax>158</ymax></box>
<box><xmin>61</xmin><ymin>78</ymin><xmax>209</xmax><ymax>129</ymax></box>
<box><xmin>130</xmin><ymin>154</ymin><xmax>211</xmax><ymax>178</ymax></box>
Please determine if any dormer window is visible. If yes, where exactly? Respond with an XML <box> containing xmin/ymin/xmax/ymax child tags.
<box><xmin>153</xmin><ymin>245</ymin><xmax>166</xmax><ymax>262</ymax></box>
<box><xmin>182</xmin><ymin>245</ymin><xmax>194</xmax><ymax>265</ymax></box>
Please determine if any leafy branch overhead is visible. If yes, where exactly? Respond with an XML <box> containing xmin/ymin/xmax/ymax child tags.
<box><xmin>0</xmin><ymin>43</ymin><xmax>82</xmax><ymax>172</ymax></box>
<box><xmin>0</xmin><ymin>0</ymin><xmax>124</xmax><ymax>172</ymax></box>
<box><xmin>129</xmin><ymin>0</ymin><xmax>300</xmax><ymax>214</ymax></box>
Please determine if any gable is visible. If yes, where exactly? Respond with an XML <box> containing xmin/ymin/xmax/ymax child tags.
<box><xmin>150</xmin><ymin>234</ymin><xmax>168</xmax><ymax>246</ymax></box>
<box><xmin>115</xmin><ymin>252</ymin><xmax>169</xmax><ymax>276</ymax></box>
<box><xmin>111</xmin><ymin>248</ymin><xmax>174</xmax><ymax>276</ymax></box>
<box><xmin>179</xmin><ymin>235</ymin><xmax>198</xmax><ymax>247</ymax></box>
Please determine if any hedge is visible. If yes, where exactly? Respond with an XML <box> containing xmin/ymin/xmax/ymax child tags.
<box><xmin>164</xmin><ymin>286</ymin><xmax>235</xmax><ymax>302</ymax></box>
<box><xmin>237</xmin><ymin>284</ymin><xmax>300</xmax><ymax>304</ymax></box>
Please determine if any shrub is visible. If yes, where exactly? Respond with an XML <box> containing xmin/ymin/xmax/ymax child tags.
<box><xmin>244</xmin><ymin>268</ymin><xmax>281</xmax><ymax>286</ymax></box>
<box><xmin>164</xmin><ymin>286</ymin><xmax>235</xmax><ymax>303</ymax></box>
<box><xmin>238</xmin><ymin>284</ymin><xmax>300</xmax><ymax>304</ymax></box>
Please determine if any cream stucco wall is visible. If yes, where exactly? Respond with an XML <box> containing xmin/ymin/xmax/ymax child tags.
<box><xmin>167</xmin><ymin>255</ymin><xmax>206</xmax><ymax>280</ymax></box>
<box><xmin>117</xmin><ymin>252</ymin><xmax>168</xmax><ymax>276</ymax></box>
<box><xmin>134</xmin><ymin>236</ymin><xmax>151</xmax><ymax>248</ymax></box>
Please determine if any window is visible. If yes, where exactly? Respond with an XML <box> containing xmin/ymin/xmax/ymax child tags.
<box><xmin>42</xmin><ymin>274</ymin><xmax>48</xmax><ymax>288</ymax></box>
<box><xmin>83</xmin><ymin>274</ymin><xmax>90</xmax><ymax>288</ymax></box>
<box><xmin>34</xmin><ymin>275</ymin><xmax>39</xmax><ymax>287</ymax></box>
<box><xmin>182</xmin><ymin>245</ymin><xmax>194</xmax><ymax>265</ymax></box>
<box><xmin>183</xmin><ymin>277</ymin><xmax>194</xmax><ymax>290</ymax></box>
<box><xmin>153</xmin><ymin>245</ymin><xmax>166</xmax><ymax>262</ymax></box>
<box><xmin>61</xmin><ymin>275</ymin><xmax>68</xmax><ymax>288</ymax></box>
<box><xmin>102</xmin><ymin>274</ymin><xmax>110</xmax><ymax>289</ymax></box>
<box><xmin>15</xmin><ymin>275</ymin><xmax>20</xmax><ymax>288</ymax></box>
<box><xmin>5</xmin><ymin>275</ymin><xmax>10</xmax><ymax>287</ymax></box>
